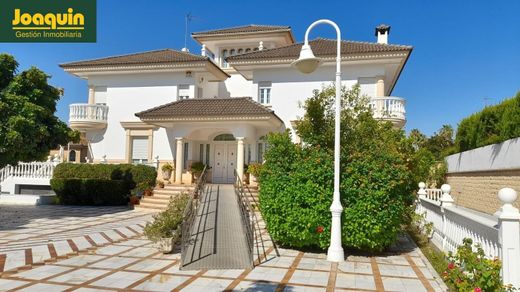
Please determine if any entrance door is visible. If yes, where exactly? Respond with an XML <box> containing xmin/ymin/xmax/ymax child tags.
<box><xmin>213</xmin><ymin>143</ymin><xmax>236</xmax><ymax>183</ymax></box>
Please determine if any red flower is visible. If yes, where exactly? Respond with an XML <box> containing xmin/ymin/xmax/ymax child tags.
<box><xmin>316</xmin><ymin>226</ymin><xmax>324</xmax><ymax>233</ymax></box>
<box><xmin>474</xmin><ymin>287</ymin><xmax>482</xmax><ymax>292</ymax></box>
<box><xmin>448</xmin><ymin>262</ymin><xmax>455</xmax><ymax>270</ymax></box>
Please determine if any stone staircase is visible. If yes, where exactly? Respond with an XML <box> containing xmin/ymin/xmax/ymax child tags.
<box><xmin>134</xmin><ymin>184</ymin><xmax>194</xmax><ymax>212</ymax></box>
<box><xmin>244</xmin><ymin>185</ymin><xmax>260</xmax><ymax>210</ymax></box>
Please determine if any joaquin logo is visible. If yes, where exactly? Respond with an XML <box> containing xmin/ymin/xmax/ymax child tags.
<box><xmin>0</xmin><ymin>0</ymin><xmax>96</xmax><ymax>43</ymax></box>
<box><xmin>12</xmin><ymin>8</ymin><xmax>85</xmax><ymax>30</ymax></box>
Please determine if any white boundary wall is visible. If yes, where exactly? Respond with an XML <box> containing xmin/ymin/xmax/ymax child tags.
<box><xmin>446</xmin><ymin>137</ymin><xmax>520</xmax><ymax>173</ymax></box>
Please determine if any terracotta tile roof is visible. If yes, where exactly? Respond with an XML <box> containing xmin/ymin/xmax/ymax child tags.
<box><xmin>135</xmin><ymin>97</ymin><xmax>281</xmax><ymax>121</ymax></box>
<box><xmin>60</xmin><ymin>49</ymin><xmax>209</xmax><ymax>68</ymax></box>
<box><xmin>192</xmin><ymin>24</ymin><xmax>291</xmax><ymax>36</ymax></box>
<box><xmin>227</xmin><ymin>38</ymin><xmax>412</xmax><ymax>62</ymax></box>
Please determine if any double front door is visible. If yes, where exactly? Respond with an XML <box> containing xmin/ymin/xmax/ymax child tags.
<box><xmin>213</xmin><ymin>143</ymin><xmax>236</xmax><ymax>183</ymax></box>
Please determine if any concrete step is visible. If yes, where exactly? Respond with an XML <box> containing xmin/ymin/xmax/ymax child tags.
<box><xmin>146</xmin><ymin>193</ymin><xmax>177</xmax><ymax>200</ymax></box>
<box><xmin>140</xmin><ymin>196</ymin><xmax>170</xmax><ymax>204</ymax></box>
<box><xmin>135</xmin><ymin>201</ymin><xmax>168</xmax><ymax>211</ymax></box>
<box><xmin>153</xmin><ymin>189</ymin><xmax>183</xmax><ymax>195</ymax></box>
<box><xmin>163</xmin><ymin>185</ymin><xmax>194</xmax><ymax>191</ymax></box>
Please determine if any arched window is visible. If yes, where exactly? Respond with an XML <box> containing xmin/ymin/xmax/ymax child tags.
<box><xmin>253</xmin><ymin>47</ymin><xmax>259</xmax><ymax>51</ymax></box>
<box><xmin>230</xmin><ymin>49</ymin><xmax>235</xmax><ymax>56</ymax></box>
<box><xmin>213</xmin><ymin>133</ymin><xmax>236</xmax><ymax>141</ymax></box>
<box><xmin>237</xmin><ymin>48</ymin><xmax>243</xmax><ymax>54</ymax></box>
<box><xmin>69</xmin><ymin>150</ymin><xmax>76</xmax><ymax>162</ymax></box>
<box><xmin>245</xmin><ymin>48</ymin><xmax>251</xmax><ymax>53</ymax></box>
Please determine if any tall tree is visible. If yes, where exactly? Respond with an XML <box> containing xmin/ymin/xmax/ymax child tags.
<box><xmin>0</xmin><ymin>53</ymin><xmax>78</xmax><ymax>167</ymax></box>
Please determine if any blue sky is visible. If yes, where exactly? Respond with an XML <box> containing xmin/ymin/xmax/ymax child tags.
<box><xmin>2</xmin><ymin>0</ymin><xmax>519</xmax><ymax>136</ymax></box>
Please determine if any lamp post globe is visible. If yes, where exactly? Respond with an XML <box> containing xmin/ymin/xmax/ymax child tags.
<box><xmin>292</xmin><ymin>19</ymin><xmax>345</xmax><ymax>263</ymax></box>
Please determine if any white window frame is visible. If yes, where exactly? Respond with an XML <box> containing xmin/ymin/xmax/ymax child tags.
<box><xmin>131</xmin><ymin>136</ymin><xmax>149</xmax><ymax>163</ymax></box>
<box><xmin>178</xmin><ymin>84</ymin><xmax>190</xmax><ymax>100</ymax></box>
<box><xmin>258</xmin><ymin>82</ymin><xmax>272</xmax><ymax>105</ymax></box>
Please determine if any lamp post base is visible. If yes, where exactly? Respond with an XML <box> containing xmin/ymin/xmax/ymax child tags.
<box><xmin>327</xmin><ymin>246</ymin><xmax>345</xmax><ymax>262</ymax></box>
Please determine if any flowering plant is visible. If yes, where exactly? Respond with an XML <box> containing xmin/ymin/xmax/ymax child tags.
<box><xmin>443</xmin><ymin>238</ymin><xmax>514</xmax><ymax>291</ymax></box>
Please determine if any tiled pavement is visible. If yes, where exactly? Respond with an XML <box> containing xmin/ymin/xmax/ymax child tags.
<box><xmin>0</xmin><ymin>205</ymin><xmax>152</xmax><ymax>274</ymax></box>
<box><xmin>0</xmin><ymin>205</ymin><xmax>448</xmax><ymax>291</ymax></box>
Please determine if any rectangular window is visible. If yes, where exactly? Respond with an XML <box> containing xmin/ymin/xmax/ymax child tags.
<box><xmin>183</xmin><ymin>142</ymin><xmax>189</xmax><ymax>170</ymax></box>
<box><xmin>199</xmin><ymin>144</ymin><xmax>204</xmax><ymax>162</ymax></box>
<box><xmin>258</xmin><ymin>82</ymin><xmax>271</xmax><ymax>104</ymax></box>
<box><xmin>131</xmin><ymin>137</ymin><xmax>148</xmax><ymax>163</ymax></box>
<box><xmin>178</xmin><ymin>85</ymin><xmax>190</xmax><ymax>100</ymax></box>
<box><xmin>205</xmin><ymin>144</ymin><xmax>210</xmax><ymax>166</ymax></box>
<box><xmin>247</xmin><ymin>144</ymin><xmax>251</xmax><ymax>164</ymax></box>
<box><xmin>257</xmin><ymin>143</ymin><xmax>264</xmax><ymax>163</ymax></box>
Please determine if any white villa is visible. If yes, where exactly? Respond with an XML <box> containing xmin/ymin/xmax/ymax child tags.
<box><xmin>60</xmin><ymin>24</ymin><xmax>412</xmax><ymax>184</ymax></box>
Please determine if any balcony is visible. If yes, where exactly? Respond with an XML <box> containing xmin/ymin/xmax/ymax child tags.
<box><xmin>69</xmin><ymin>104</ymin><xmax>108</xmax><ymax>131</ymax></box>
<box><xmin>370</xmin><ymin>96</ymin><xmax>406</xmax><ymax>128</ymax></box>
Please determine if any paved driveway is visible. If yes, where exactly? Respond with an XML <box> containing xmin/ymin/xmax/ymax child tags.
<box><xmin>0</xmin><ymin>205</ymin><xmax>152</xmax><ymax>273</ymax></box>
<box><xmin>0</xmin><ymin>204</ymin><xmax>447</xmax><ymax>291</ymax></box>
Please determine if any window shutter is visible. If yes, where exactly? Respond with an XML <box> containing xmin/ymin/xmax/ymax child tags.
<box><xmin>132</xmin><ymin>137</ymin><xmax>148</xmax><ymax>161</ymax></box>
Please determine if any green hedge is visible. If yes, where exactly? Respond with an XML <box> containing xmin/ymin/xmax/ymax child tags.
<box><xmin>455</xmin><ymin>91</ymin><xmax>520</xmax><ymax>152</ymax></box>
<box><xmin>51</xmin><ymin>163</ymin><xmax>157</xmax><ymax>205</ymax></box>
<box><xmin>51</xmin><ymin>178</ymin><xmax>128</xmax><ymax>205</ymax></box>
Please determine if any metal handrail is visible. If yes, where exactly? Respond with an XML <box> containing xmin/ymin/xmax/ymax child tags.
<box><xmin>234</xmin><ymin>170</ymin><xmax>255</xmax><ymax>267</ymax></box>
<box><xmin>180</xmin><ymin>166</ymin><xmax>208</xmax><ymax>267</ymax></box>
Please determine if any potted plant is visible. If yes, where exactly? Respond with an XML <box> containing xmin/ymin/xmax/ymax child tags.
<box><xmin>129</xmin><ymin>195</ymin><xmax>140</xmax><ymax>206</ymax></box>
<box><xmin>161</xmin><ymin>163</ymin><xmax>173</xmax><ymax>181</ymax></box>
<box><xmin>247</xmin><ymin>162</ymin><xmax>262</xmax><ymax>184</ymax></box>
<box><xmin>243</xmin><ymin>164</ymin><xmax>250</xmax><ymax>184</ymax></box>
<box><xmin>157</xmin><ymin>180</ymin><xmax>165</xmax><ymax>188</ymax></box>
<box><xmin>190</xmin><ymin>161</ymin><xmax>205</xmax><ymax>181</ymax></box>
<box><xmin>143</xmin><ymin>193</ymin><xmax>190</xmax><ymax>253</ymax></box>
<box><xmin>144</xmin><ymin>188</ymin><xmax>153</xmax><ymax>196</ymax></box>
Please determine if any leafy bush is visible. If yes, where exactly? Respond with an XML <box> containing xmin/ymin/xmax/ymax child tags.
<box><xmin>50</xmin><ymin>178</ymin><xmax>128</xmax><ymax>205</ymax></box>
<box><xmin>455</xmin><ymin>91</ymin><xmax>520</xmax><ymax>152</ymax></box>
<box><xmin>247</xmin><ymin>162</ymin><xmax>263</xmax><ymax>177</ymax></box>
<box><xmin>144</xmin><ymin>192</ymin><xmax>190</xmax><ymax>242</ymax></box>
<box><xmin>259</xmin><ymin>85</ymin><xmax>415</xmax><ymax>252</ymax></box>
<box><xmin>53</xmin><ymin>163</ymin><xmax>156</xmax><ymax>193</ymax></box>
<box><xmin>129</xmin><ymin>164</ymin><xmax>157</xmax><ymax>192</ymax></box>
<box><xmin>51</xmin><ymin>163</ymin><xmax>156</xmax><ymax>205</ymax></box>
<box><xmin>443</xmin><ymin>238</ymin><xmax>512</xmax><ymax>291</ymax></box>
<box><xmin>190</xmin><ymin>161</ymin><xmax>205</xmax><ymax>176</ymax></box>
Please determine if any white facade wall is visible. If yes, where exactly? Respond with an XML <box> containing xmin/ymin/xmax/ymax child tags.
<box><xmin>86</xmin><ymin>73</ymin><xmax>195</xmax><ymax>161</ymax></box>
<box><xmin>251</xmin><ymin>63</ymin><xmax>383</xmax><ymax>137</ymax></box>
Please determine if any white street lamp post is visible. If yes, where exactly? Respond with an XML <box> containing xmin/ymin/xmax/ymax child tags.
<box><xmin>292</xmin><ymin>19</ymin><xmax>344</xmax><ymax>262</ymax></box>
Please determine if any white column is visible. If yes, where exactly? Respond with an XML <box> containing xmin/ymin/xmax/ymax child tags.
<box><xmin>497</xmin><ymin>188</ymin><xmax>520</xmax><ymax>288</ymax></box>
<box><xmin>175</xmin><ymin>137</ymin><xmax>184</xmax><ymax>184</ymax></box>
<box><xmin>88</xmin><ymin>85</ymin><xmax>95</xmax><ymax>104</ymax></box>
<box><xmin>236</xmin><ymin>137</ymin><xmax>245</xmax><ymax>181</ymax></box>
<box><xmin>376</xmin><ymin>76</ymin><xmax>385</xmax><ymax>97</ymax></box>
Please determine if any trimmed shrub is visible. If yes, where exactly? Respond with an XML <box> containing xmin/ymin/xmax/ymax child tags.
<box><xmin>129</xmin><ymin>164</ymin><xmax>157</xmax><ymax>192</ymax></box>
<box><xmin>51</xmin><ymin>163</ymin><xmax>157</xmax><ymax>205</ymax></box>
<box><xmin>51</xmin><ymin>178</ymin><xmax>128</xmax><ymax>205</ymax></box>
<box><xmin>455</xmin><ymin>91</ymin><xmax>520</xmax><ymax>152</ymax></box>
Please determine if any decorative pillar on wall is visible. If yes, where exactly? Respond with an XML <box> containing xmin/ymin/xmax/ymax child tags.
<box><xmin>376</xmin><ymin>76</ymin><xmax>385</xmax><ymax>97</ymax></box>
<box><xmin>88</xmin><ymin>85</ymin><xmax>95</xmax><ymax>104</ymax></box>
<box><xmin>175</xmin><ymin>137</ymin><xmax>184</xmax><ymax>184</ymax></box>
<box><xmin>497</xmin><ymin>187</ymin><xmax>520</xmax><ymax>288</ymax></box>
<box><xmin>236</xmin><ymin>137</ymin><xmax>245</xmax><ymax>181</ymax></box>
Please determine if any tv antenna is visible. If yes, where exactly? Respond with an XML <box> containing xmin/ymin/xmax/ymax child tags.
<box><xmin>483</xmin><ymin>97</ymin><xmax>494</xmax><ymax>107</ymax></box>
<box><xmin>182</xmin><ymin>13</ymin><xmax>193</xmax><ymax>52</ymax></box>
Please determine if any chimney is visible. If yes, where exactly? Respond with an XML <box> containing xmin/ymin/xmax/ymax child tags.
<box><xmin>375</xmin><ymin>24</ymin><xmax>391</xmax><ymax>44</ymax></box>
